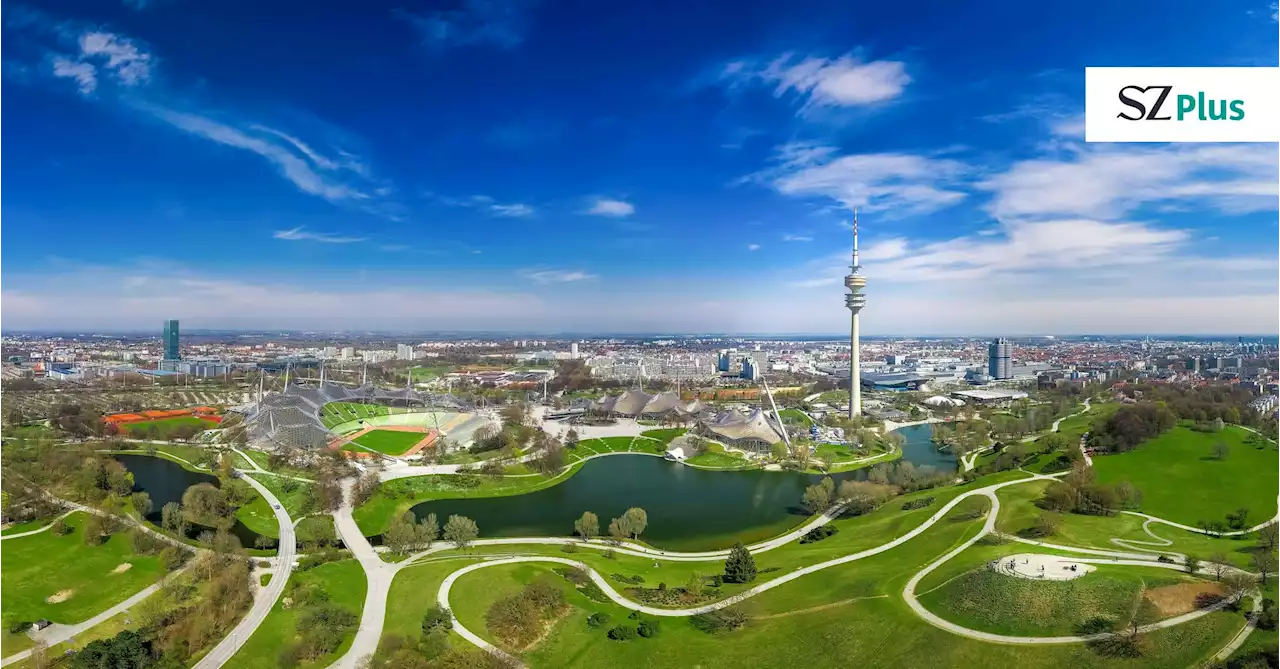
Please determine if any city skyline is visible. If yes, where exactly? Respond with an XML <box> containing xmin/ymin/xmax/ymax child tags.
<box><xmin>2</xmin><ymin>0</ymin><xmax>1278</xmax><ymax>335</ymax></box>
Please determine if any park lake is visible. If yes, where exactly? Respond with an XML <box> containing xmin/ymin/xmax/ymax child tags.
<box><xmin>114</xmin><ymin>454</ymin><xmax>269</xmax><ymax>549</ymax></box>
<box><xmin>409</xmin><ymin>423</ymin><xmax>954</xmax><ymax>551</ymax></box>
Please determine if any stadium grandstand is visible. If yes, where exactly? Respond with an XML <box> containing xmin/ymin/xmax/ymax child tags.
<box><xmin>236</xmin><ymin>381</ymin><xmax>486</xmax><ymax>453</ymax></box>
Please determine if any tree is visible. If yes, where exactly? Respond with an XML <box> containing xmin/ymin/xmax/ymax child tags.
<box><xmin>131</xmin><ymin>492</ymin><xmax>152</xmax><ymax>519</ymax></box>
<box><xmin>1032</xmin><ymin>513</ymin><xmax>1061</xmax><ymax>538</ymax></box>
<box><xmin>1211</xmin><ymin>417</ymin><xmax>1225</xmax><ymax>432</ymax></box>
<box><xmin>1212</xmin><ymin>440</ymin><xmax>1230</xmax><ymax>460</ymax></box>
<box><xmin>83</xmin><ymin>514</ymin><xmax>109</xmax><ymax>546</ymax></box>
<box><xmin>622</xmin><ymin>507</ymin><xmax>647</xmax><ymax>539</ymax></box>
<box><xmin>573</xmin><ymin>511</ymin><xmax>599</xmax><ymax>541</ymax></box>
<box><xmin>1184</xmin><ymin>554</ymin><xmax>1201</xmax><ymax>575</ymax></box>
<box><xmin>1258</xmin><ymin>523</ymin><xmax>1279</xmax><ymax>553</ymax></box>
<box><xmin>1209</xmin><ymin>552</ymin><xmax>1232</xmax><ymax>581</ymax></box>
<box><xmin>801</xmin><ymin>477</ymin><xmax>835</xmax><ymax>514</ymax></box>
<box><xmin>685</xmin><ymin>572</ymin><xmax>704</xmax><ymax>597</ymax></box>
<box><xmin>443</xmin><ymin>515</ymin><xmax>479</xmax><ymax>549</ymax></box>
<box><xmin>564</xmin><ymin>429</ymin><xmax>579</xmax><ymax>448</ymax></box>
<box><xmin>1227</xmin><ymin>507</ymin><xmax>1251</xmax><ymax>530</ymax></box>
<box><xmin>723</xmin><ymin>542</ymin><xmax>756</xmax><ymax>584</ymax></box>
<box><xmin>415</xmin><ymin>513</ymin><xmax>439</xmax><ymax>550</ymax></box>
<box><xmin>384</xmin><ymin>517</ymin><xmax>416</xmax><ymax>554</ymax></box>
<box><xmin>770</xmin><ymin>442</ymin><xmax>788</xmax><ymax>460</ymax></box>
<box><xmin>608</xmin><ymin>517</ymin><xmax>627</xmax><ymax>542</ymax></box>
<box><xmin>421</xmin><ymin>606</ymin><xmax>453</xmax><ymax>635</ymax></box>
<box><xmin>1253</xmin><ymin>550</ymin><xmax>1277</xmax><ymax>586</ymax></box>
<box><xmin>1222</xmin><ymin>571</ymin><xmax>1256</xmax><ymax>604</ymax></box>
<box><xmin>161</xmin><ymin>501</ymin><xmax>188</xmax><ymax>537</ymax></box>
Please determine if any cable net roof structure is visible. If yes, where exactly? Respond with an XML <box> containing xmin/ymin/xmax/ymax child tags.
<box><xmin>240</xmin><ymin>382</ymin><xmax>474</xmax><ymax>451</ymax></box>
<box><xmin>589</xmin><ymin>390</ymin><xmax>707</xmax><ymax>418</ymax></box>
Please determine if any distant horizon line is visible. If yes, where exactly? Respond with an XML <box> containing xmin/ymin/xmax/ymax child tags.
<box><xmin>3</xmin><ymin>328</ymin><xmax>1278</xmax><ymax>340</ymax></box>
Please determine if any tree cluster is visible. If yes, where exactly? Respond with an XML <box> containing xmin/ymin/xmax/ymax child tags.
<box><xmin>1039</xmin><ymin>465</ymin><xmax>1141</xmax><ymax>516</ymax></box>
<box><xmin>483</xmin><ymin>578</ymin><xmax>567</xmax><ymax>648</ymax></box>
<box><xmin>607</xmin><ymin>507</ymin><xmax>648</xmax><ymax>541</ymax></box>
<box><xmin>384</xmin><ymin>512</ymin><xmax>440</xmax><ymax>554</ymax></box>
<box><xmin>1086</xmin><ymin>403</ymin><xmax>1177</xmax><ymax>454</ymax></box>
<box><xmin>276</xmin><ymin>580</ymin><xmax>359</xmax><ymax>667</ymax></box>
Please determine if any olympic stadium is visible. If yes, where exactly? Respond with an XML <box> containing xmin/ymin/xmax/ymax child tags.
<box><xmin>587</xmin><ymin>389</ymin><xmax>787</xmax><ymax>452</ymax></box>
<box><xmin>237</xmin><ymin>381</ymin><xmax>495</xmax><ymax>453</ymax></box>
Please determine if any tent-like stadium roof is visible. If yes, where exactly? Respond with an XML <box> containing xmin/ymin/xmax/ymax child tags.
<box><xmin>239</xmin><ymin>382</ymin><xmax>474</xmax><ymax>451</ymax></box>
<box><xmin>591</xmin><ymin>390</ymin><xmax>709</xmax><ymax>418</ymax></box>
<box><xmin>703</xmin><ymin>408</ymin><xmax>785</xmax><ymax>445</ymax></box>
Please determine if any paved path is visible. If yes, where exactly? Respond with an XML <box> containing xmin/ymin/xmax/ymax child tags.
<box><xmin>1214</xmin><ymin>594</ymin><xmax>1262</xmax><ymax>662</ymax></box>
<box><xmin>191</xmin><ymin>474</ymin><xmax>296</xmax><ymax>669</ymax></box>
<box><xmin>325</xmin><ymin>482</ymin><xmax>401</xmax><ymax>669</ymax></box>
<box><xmin>0</xmin><ymin>509</ymin><xmax>78</xmax><ymax>541</ymax></box>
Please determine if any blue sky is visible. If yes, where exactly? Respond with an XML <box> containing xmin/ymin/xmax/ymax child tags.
<box><xmin>3</xmin><ymin>0</ymin><xmax>1278</xmax><ymax>334</ymax></box>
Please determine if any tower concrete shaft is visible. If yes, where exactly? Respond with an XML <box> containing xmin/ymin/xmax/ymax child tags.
<box><xmin>844</xmin><ymin>210</ymin><xmax>867</xmax><ymax>418</ymax></box>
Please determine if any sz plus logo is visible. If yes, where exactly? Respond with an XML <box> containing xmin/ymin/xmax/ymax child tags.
<box><xmin>1085</xmin><ymin>67</ymin><xmax>1279</xmax><ymax>142</ymax></box>
<box><xmin>1115</xmin><ymin>86</ymin><xmax>1244</xmax><ymax>122</ymax></box>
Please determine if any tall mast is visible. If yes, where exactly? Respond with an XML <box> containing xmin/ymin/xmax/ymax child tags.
<box><xmin>844</xmin><ymin>209</ymin><xmax>868</xmax><ymax>419</ymax></box>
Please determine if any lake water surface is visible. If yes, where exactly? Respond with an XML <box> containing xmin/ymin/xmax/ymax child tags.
<box><xmin>409</xmin><ymin>423</ymin><xmax>953</xmax><ymax>551</ymax></box>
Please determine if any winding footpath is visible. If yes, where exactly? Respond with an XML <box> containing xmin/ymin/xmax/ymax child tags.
<box><xmin>191</xmin><ymin>474</ymin><xmax>296</xmax><ymax>669</ymax></box>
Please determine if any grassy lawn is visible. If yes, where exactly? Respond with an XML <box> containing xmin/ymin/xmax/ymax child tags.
<box><xmin>251</xmin><ymin>474</ymin><xmax>313</xmax><ymax>520</ymax></box>
<box><xmin>0</xmin><ymin>512</ymin><xmax>165</xmax><ymax>626</ymax></box>
<box><xmin>2</xmin><ymin>518</ymin><xmax>57</xmax><ymax>535</ymax></box>
<box><xmin>120</xmin><ymin>415</ymin><xmax>217</xmax><ymax>434</ymax></box>
<box><xmin>235</xmin><ymin>491</ymin><xmax>281</xmax><ymax>538</ymax></box>
<box><xmin>917</xmin><ymin>562</ymin><xmax>1191</xmax><ymax>636</ymax></box>
<box><xmin>639</xmin><ymin>428</ymin><xmax>686</xmax><ymax>444</ymax></box>
<box><xmin>778</xmin><ymin>409</ymin><xmax>814</xmax><ymax>426</ymax></box>
<box><xmin>578</xmin><ymin>437</ymin><xmax>636</xmax><ymax>454</ymax></box>
<box><xmin>354</xmin><ymin>464</ymin><xmax>584</xmax><ymax>536</ymax></box>
<box><xmin>630</xmin><ymin>437</ymin><xmax>669</xmax><ymax>455</ymax></box>
<box><xmin>227</xmin><ymin>559</ymin><xmax>367</xmax><ymax>669</ymax></box>
<box><xmin>813</xmin><ymin>442</ymin><xmax>856</xmax><ymax>461</ymax></box>
<box><xmin>686</xmin><ymin>443</ymin><xmax>751</xmax><ymax>469</ymax></box>
<box><xmin>1091</xmin><ymin>425</ymin><xmax>1279</xmax><ymax>526</ymax></box>
<box><xmin>435</xmin><ymin>486</ymin><xmax>1240</xmax><ymax>669</ymax></box>
<box><xmin>352</xmin><ymin>429</ymin><xmax>429</xmax><ymax>456</ymax></box>
<box><xmin>995</xmin><ymin>480</ymin><xmax>1263</xmax><ymax>569</ymax></box>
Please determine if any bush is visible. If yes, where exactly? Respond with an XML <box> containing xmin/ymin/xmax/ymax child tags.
<box><xmin>690</xmin><ymin>607</ymin><xmax>749</xmax><ymax>634</ymax></box>
<box><xmin>607</xmin><ymin>625</ymin><xmax>638</xmax><ymax>641</ymax></box>
<box><xmin>277</xmin><ymin>643</ymin><xmax>302</xmax><ymax>669</ymax></box>
<box><xmin>51</xmin><ymin>518</ymin><xmax>71</xmax><ymax>535</ymax></box>
<box><xmin>422</xmin><ymin>606</ymin><xmax>453</xmax><ymax>634</ymax></box>
<box><xmin>130</xmin><ymin>529</ymin><xmax>167</xmax><ymax>556</ymax></box>
<box><xmin>1258</xmin><ymin>598</ymin><xmax>1278</xmax><ymax>631</ymax></box>
<box><xmin>610</xmin><ymin>573</ymin><xmax>645</xmax><ymax>585</ymax></box>
<box><xmin>799</xmin><ymin>525</ymin><xmax>838</xmax><ymax>544</ymax></box>
<box><xmin>160</xmin><ymin>546</ymin><xmax>188</xmax><ymax>571</ymax></box>
<box><xmin>901</xmin><ymin>496</ymin><xmax>935</xmax><ymax>511</ymax></box>
<box><xmin>297</xmin><ymin>549</ymin><xmax>345</xmax><ymax>571</ymax></box>
<box><xmin>586</xmin><ymin>612</ymin><xmax>612</xmax><ymax>628</ymax></box>
<box><xmin>637</xmin><ymin>619</ymin><xmax>660</xmax><ymax>637</ymax></box>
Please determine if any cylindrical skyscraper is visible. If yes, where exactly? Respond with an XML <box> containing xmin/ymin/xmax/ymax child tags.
<box><xmin>844</xmin><ymin>211</ymin><xmax>867</xmax><ymax>418</ymax></box>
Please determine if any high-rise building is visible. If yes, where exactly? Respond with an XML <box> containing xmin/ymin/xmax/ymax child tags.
<box><xmin>1186</xmin><ymin>357</ymin><xmax>1202</xmax><ymax>373</ymax></box>
<box><xmin>323</xmin><ymin>346</ymin><xmax>338</xmax><ymax>359</ymax></box>
<box><xmin>844</xmin><ymin>211</ymin><xmax>867</xmax><ymax>417</ymax></box>
<box><xmin>163</xmin><ymin>320</ymin><xmax>181</xmax><ymax>361</ymax></box>
<box><xmin>740</xmin><ymin>356</ymin><xmax>760</xmax><ymax>381</ymax></box>
<box><xmin>571</xmin><ymin>342</ymin><xmax>580</xmax><ymax>359</ymax></box>
<box><xmin>751</xmin><ymin>349</ymin><xmax>768</xmax><ymax>372</ymax></box>
<box><xmin>396</xmin><ymin>344</ymin><xmax>414</xmax><ymax>360</ymax></box>
<box><xmin>987</xmin><ymin>338</ymin><xmax>1012</xmax><ymax>379</ymax></box>
<box><xmin>717</xmin><ymin>350</ymin><xmax>732</xmax><ymax>373</ymax></box>
<box><xmin>341</xmin><ymin>347</ymin><xmax>355</xmax><ymax>360</ymax></box>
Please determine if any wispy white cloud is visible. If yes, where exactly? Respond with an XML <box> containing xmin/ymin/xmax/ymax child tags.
<box><xmin>431</xmin><ymin>194</ymin><xmax>536</xmax><ymax>218</ymax></box>
<box><xmin>747</xmin><ymin>244</ymin><xmax>761</xmax><ymax>251</ymax></box>
<box><xmin>750</xmin><ymin>142</ymin><xmax>970</xmax><ymax>216</ymax></box>
<box><xmin>397</xmin><ymin>0</ymin><xmax>539</xmax><ymax>51</ymax></box>
<box><xmin>490</xmin><ymin>202</ymin><xmax>536</xmax><ymax>218</ymax></box>
<box><xmin>723</xmin><ymin>53</ymin><xmax>910</xmax><ymax>109</ymax></box>
<box><xmin>51</xmin><ymin>56</ymin><xmax>96</xmax><ymax>94</ymax></box>
<box><xmin>979</xmin><ymin>143</ymin><xmax>1279</xmax><ymax>220</ymax></box>
<box><xmin>273</xmin><ymin>227</ymin><xmax>366</xmax><ymax>244</ymax></box>
<box><xmin>140</xmin><ymin>105</ymin><xmax>373</xmax><ymax>203</ymax></box>
<box><xmin>78</xmin><ymin>31</ymin><xmax>152</xmax><ymax>86</ymax></box>
<box><xmin>585</xmin><ymin>198</ymin><xmax>636</xmax><ymax>217</ymax></box>
<box><xmin>520</xmin><ymin>269</ymin><xmax>596</xmax><ymax>284</ymax></box>
<box><xmin>782</xmin><ymin>234</ymin><xmax>813</xmax><ymax>242</ymax></box>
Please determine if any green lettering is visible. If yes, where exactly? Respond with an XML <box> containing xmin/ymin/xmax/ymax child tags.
<box><xmin>1177</xmin><ymin>94</ymin><xmax>1196</xmax><ymax>120</ymax></box>
<box><xmin>1230</xmin><ymin>100</ymin><xmax>1245</xmax><ymax>120</ymax></box>
<box><xmin>1198</xmin><ymin>91</ymin><xmax>1207</xmax><ymax>120</ymax></box>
